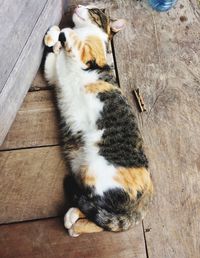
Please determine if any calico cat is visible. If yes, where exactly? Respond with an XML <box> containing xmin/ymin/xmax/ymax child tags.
<box><xmin>44</xmin><ymin>5</ymin><xmax>153</xmax><ymax>237</ymax></box>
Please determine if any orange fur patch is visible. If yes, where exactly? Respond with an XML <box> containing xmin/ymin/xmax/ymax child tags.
<box><xmin>80</xmin><ymin>166</ymin><xmax>96</xmax><ymax>186</ymax></box>
<box><xmin>76</xmin><ymin>41</ymin><xmax>82</xmax><ymax>50</ymax></box>
<box><xmin>63</xmin><ymin>31</ymin><xmax>107</xmax><ymax>67</ymax></box>
<box><xmin>81</xmin><ymin>36</ymin><xmax>107</xmax><ymax>67</ymax></box>
<box><xmin>74</xmin><ymin>208</ymin><xmax>85</xmax><ymax>219</ymax></box>
<box><xmin>114</xmin><ymin>167</ymin><xmax>153</xmax><ymax>199</ymax></box>
<box><xmin>44</xmin><ymin>34</ymin><xmax>53</xmax><ymax>46</ymax></box>
<box><xmin>85</xmin><ymin>81</ymin><xmax>118</xmax><ymax>94</ymax></box>
<box><xmin>72</xmin><ymin>219</ymin><xmax>103</xmax><ymax>234</ymax></box>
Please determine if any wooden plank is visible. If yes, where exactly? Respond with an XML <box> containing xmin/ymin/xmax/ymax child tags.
<box><xmin>0</xmin><ymin>218</ymin><xmax>146</xmax><ymax>258</ymax></box>
<box><xmin>110</xmin><ymin>0</ymin><xmax>200</xmax><ymax>257</ymax></box>
<box><xmin>0</xmin><ymin>0</ymin><xmax>47</xmax><ymax>93</ymax></box>
<box><xmin>1</xmin><ymin>90</ymin><xmax>59</xmax><ymax>150</ymax></box>
<box><xmin>0</xmin><ymin>146</ymin><xmax>67</xmax><ymax>223</ymax></box>
<box><xmin>0</xmin><ymin>0</ymin><xmax>63</xmax><ymax>145</ymax></box>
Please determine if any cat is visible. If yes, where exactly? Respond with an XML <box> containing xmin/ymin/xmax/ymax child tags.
<box><xmin>44</xmin><ymin>5</ymin><xmax>153</xmax><ymax>237</ymax></box>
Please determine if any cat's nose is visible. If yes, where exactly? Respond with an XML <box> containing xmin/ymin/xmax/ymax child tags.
<box><xmin>59</xmin><ymin>32</ymin><xmax>66</xmax><ymax>46</ymax></box>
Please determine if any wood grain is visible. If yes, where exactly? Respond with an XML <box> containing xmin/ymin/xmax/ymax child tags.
<box><xmin>0</xmin><ymin>0</ymin><xmax>63</xmax><ymax>145</ymax></box>
<box><xmin>0</xmin><ymin>146</ymin><xmax>67</xmax><ymax>223</ymax></box>
<box><xmin>0</xmin><ymin>0</ymin><xmax>47</xmax><ymax>93</ymax></box>
<box><xmin>110</xmin><ymin>0</ymin><xmax>200</xmax><ymax>257</ymax></box>
<box><xmin>1</xmin><ymin>90</ymin><xmax>59</xmax><ymax>150</ymax></box>
<box><xmin>0</xmin><ymin>217</ymin><xmax>146</xmax><ymax>258</ymax></box>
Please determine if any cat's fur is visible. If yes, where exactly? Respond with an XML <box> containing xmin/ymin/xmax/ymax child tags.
<box><xmin>44</xmin><ymin>5</ymin><xmax>153</xmax><ymax>237</ymax></box>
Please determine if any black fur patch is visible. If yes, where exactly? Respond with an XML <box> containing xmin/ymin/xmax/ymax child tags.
<box><xmin>88</xmin><ymin>8</ymin><xmax>109</xmax><ymax>34</ymax></box>
<box><xmin>137</xmin><ymin>190</ymin><xmax>143</xmax><ymax>199</ymax></box>
<box><xmin>59</xmin><ymin>32</ymin><xmax>66</xmax><ymax>46</ymax></box>
<box><xmin>97</xmin><ymin>90</ymin><xmax>148</xmax><ymax>168</ymax></box>
<box><xmin>98</xmin><ymin>65</ymin><xmax>117</xmax><ymax>85</ymax></box>
<box><xmin>40</xmin><ymin>46</ymin><xmax>54</xmax><ymax>71</ymax></box>
<box><xmin>59</xmin><ymin>115</ymin><xmax>84</xmax><ymax>162</ymax></box>
<box><xmin>85</xmin><ymin>60</ymin><xmax>110</xmax><ymax>72</ymax></box>
<box><xmin>84</xmin><ymin>61</ymin><xmax>117</xmax><ymax>85</ymax></box>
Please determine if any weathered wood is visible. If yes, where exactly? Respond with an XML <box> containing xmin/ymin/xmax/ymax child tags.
<box><xmin>1</xmin><ymin>90</ymin><xmax>59</xmax><ymax>150</ymax></box>
<box><xmin>0</xmin><ymin>0</ymin><xmax>63</xmax><ymax>145</ymax></box>
<box><xmin>0</xmin><ymin>0</ymin><xmax>46</xmax><ymax>93</ymax></box>
<box><xmin>0</xmin><ymin>146</ymin><xmax>67</xmax><ymax>223</ymax></box>
<box><xmin>110</xmin><ymin>0</ymin><xmax>200</xmax><ymax>257</ymax></box>
<box><xmin>0</xmin><ymin>218</ymin><xmax>146</xmax><ymax>258</ymax></box>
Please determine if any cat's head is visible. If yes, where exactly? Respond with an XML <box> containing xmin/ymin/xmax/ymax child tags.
<box><xmin>72</xmin><ymin>5</ymin><xmax>126</xmax><ymax>39</ymax></box>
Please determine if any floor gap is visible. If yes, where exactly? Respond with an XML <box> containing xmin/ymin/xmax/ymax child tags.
<box><xmin>0</xmin><ymin>215</ymin><xmax>61</xmax><ymax>226</ymax></box>
<box><xmin>142</xmin><ymin>220</ymin><xmax>149</xmax><ymax>258</ymax></box>
<box><xmin>111</xmin><ymin>39</ymin><xmax>121</xmax><ymax>88</ymax></box>
<box><xmin>0</xmin><ymin>144</ymin><xmax>59</xmax><ymax>152</ymax></box>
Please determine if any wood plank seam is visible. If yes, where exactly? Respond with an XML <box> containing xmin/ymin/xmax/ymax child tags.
<box><xmin>0</xmin><ymin>143</ymin><xmax>59</xmax><ymax>152</ymax></box>
<box><xmin>142</xmin><ymin>220</ymin><xmax>149</xmax><ymax>258</ymax></box>
<box><xmin>111</xmin><ymin>40</ymin><xmax>120</xmax><ymax>87</ymax></box>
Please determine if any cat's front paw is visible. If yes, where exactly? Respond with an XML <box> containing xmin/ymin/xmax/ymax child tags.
<box><xmin>53</xmin><ymin>41</ymin><xmax>62</xmax><ymax>55</ymax></box>
<box><xmin>64</xmin><ymin>207</ymin><xmax>80</xmax><ymax>229</ymax></box>
<box><xmin>59</xmin><ymin>28</ymin><xmax>74</xmax><ymax>50</ymax></box>
<box><xmin>44</xmin><ymin>26</ymin><xmax>60</xmax><ymax>47</ymax></box>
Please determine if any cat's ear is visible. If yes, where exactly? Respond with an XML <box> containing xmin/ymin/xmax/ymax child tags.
<box><xmin>110</xmin><ymin>19</ymin><xmax>126</xmax><ymax>33</ymax></box>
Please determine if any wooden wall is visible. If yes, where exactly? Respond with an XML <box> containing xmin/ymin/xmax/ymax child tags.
<box><xmin>0</xmin><ymin>0</ymin><xmax>63</xmax><ymax>145</ymax></box>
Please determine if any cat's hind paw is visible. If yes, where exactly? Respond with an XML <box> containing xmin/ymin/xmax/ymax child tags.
<box><xmin>68</xmin><ymin>227</ymin><xmax>80</xmax><ymax>237</ymax></box>
<box><xmin>44</xmin><ymin>26</ymin><xmax>60</xmax><ymax>47</ymax></box>
<box><xmin>64</xmin><ymin>207</ymin><xmax>81</xmax><ymax>230</ymax></box>
<box><xmin>67</xmin><ymin>218</ymin><xmax>104</xmax><ymax>237</ymax></box>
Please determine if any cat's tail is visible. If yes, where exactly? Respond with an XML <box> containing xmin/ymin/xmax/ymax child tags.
<box><xmin>78</xmin><ymin>179</ymin><xmax>154</xmax><ymax>232</ymax></box>
<box><xmin>97</xmin><ymin>182</ymin><xmax>153</xmax><ymax>232</ymax></box>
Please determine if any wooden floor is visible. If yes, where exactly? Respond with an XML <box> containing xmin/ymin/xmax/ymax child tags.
<box><xmin>0</xmin><ymin>1</ymin><xmax>200</xmax><ymax>257</ymax></box>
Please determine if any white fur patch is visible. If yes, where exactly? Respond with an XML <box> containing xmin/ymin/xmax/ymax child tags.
<box><xmin>44</xmin><ymin>53</ymin><xmax>57</xmax><ymax>85</ymax></box>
